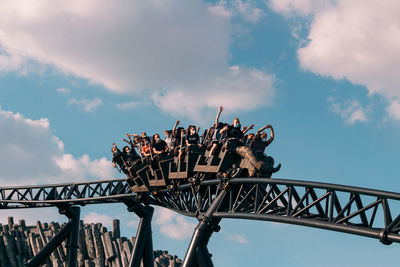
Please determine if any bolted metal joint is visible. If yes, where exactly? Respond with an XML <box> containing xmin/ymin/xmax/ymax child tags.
<box><xmin>379</xmin><ymin>229</ymin><xmax>393</xmax><ymax>245</ymax></box>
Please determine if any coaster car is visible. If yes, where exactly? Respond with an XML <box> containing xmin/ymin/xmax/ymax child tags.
<box><xmin>125</xmin><ymin>145</ymin><xmax>281</xmax><ymax>193</ymax></box>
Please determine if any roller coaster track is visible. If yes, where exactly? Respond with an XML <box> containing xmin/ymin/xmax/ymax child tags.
<box><xmin>1</xmin><ymin>177</ymin><xmax>400</xmax><ymax>266</ymax></box>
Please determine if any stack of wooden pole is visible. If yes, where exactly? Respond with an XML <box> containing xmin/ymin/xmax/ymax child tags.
<box><xmin>0</xmin><ymin>217</ymin><xmax>182</xmax><ymax>267</ymax></box>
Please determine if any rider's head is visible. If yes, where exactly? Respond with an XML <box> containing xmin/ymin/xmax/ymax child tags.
<box><xmin>233</xmin><ymin>118</ymin><xmax>241</xmax><ymax>129</ymax></box>
<box><xmin>154</xmin><ymin>133</ymin><xmax>161</xmax><ymax>143</ymax></box>
<box><xmin>123</xmin><ymin>146</ymin><xmax>130</xmax><ymax>153</ymax></box>
<box><xmin>260</xmin><ymin>131</ymin><xmax>268</xmax><ymax>141</ymax></box>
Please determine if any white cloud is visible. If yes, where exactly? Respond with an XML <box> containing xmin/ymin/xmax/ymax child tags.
<box><xmin>0</xmin><ymin>107</ymin><xmax>114</xmax><ymax>185</ymax></box>
<box><xmin>209</xmin><ymin>0</ymin><xmax>264</xmax><ymax>23</ymax></box>
<box><xmin>56</xmin><ymin>87</ymin><xmax>71</xmax><ymax>94</ymax></box>
<box><xmin>83</xmin><ymin>212</ymin><xmax>113</xmax><ymax>227</ymax></box>
<box><xmin>386</xmin><ymin>100</ymin><xmax>400</xmax><ymax>120</ymax></box>
<box><xmin>0</xmin><ymin>0</ymin><xmax>231</xmax><ymax>93</ymax></box>
<box><xmin>236</xmin><ymin>0</ymin><xmax>264</xmax><ymax>23</ymax></box>
<box><xmin>115</xmin><ymin>101</ymin><xmax>141</xmax><ymax>111</ymax></box>
<box><xmin>271</xmin><ymin>0</ymin><xmax>400</xmax><ymax>119</ymax></box>
<box><xmin>0</xmin><ymin>0</ymin><xmax>275</xmax><ymax>119</ymax></box>
<box><xmin>68</xmin><ymin>97</ymin><xmax>103</xmax><ymax>112</ymax></box>
<box><xmin>152</xmin><ymin>66</ymin><xmax>275</xmax><ymax>122</ymax></box>
<box><xmin>208</xmin><ymin>2</ymin><xmax>233</xmax><ymax>18</ymax></box>
<box><xmin>269</xmin><ymin>0</ymin><xmax>333</xmax><ymax>16</ymax></box>
<box><xmin>227</xmin><ymin>233</ymin><xmax>248</xmax><ymax>244</ymax></box>
<box><xmin>328</xmin><ymin>97</ymin><xmax>367</xmax><ymax>125</ymax></box>
<box><xmin>154</xmin><ymin>207</ymin><xmax>196</xmax><ymax>240</ymax></box>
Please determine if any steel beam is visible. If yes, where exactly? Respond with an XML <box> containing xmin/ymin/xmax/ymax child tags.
<box><xmin>183</xmin><ymin>189</ymin><xmax>226</xmax><ymax>267</ymax></box>
<box><xmin>124</xmin><ymin>201</ymin><xmax>154</xmax><ymax>267</ymax></box>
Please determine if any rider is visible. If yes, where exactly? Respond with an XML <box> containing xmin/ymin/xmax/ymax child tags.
<box><xmin>209</xmin><ymin>106</ymin><xmax>225</xmax><ymax>156</ymax></box>
<box><xmin>220</xmin><ymin>118</ymin><xmax>267</xmax><ymax>176</ymax></box>
<box><xmin>112</xmin><ymin>143</ymin><xmax>128</xmax><ymax>175</ymax></box>
<box><xmin>152</xmin><ymin>133</ymin><xmax>169</xmax><ymax>158</ymax></box>
<box><xmin>252</xmin><ymin>124</ymin><xmax>274</xmax><ymax>159</ymax></box>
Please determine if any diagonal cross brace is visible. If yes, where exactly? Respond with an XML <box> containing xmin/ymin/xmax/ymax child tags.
<box><xmin>25</xmin><ymin>205</ymin><xmax>80</xmax><ymax>267</ymax></box>
<box><xmin>123</xmin><ymin>199</ymin><xmax>155</xmax><ymax>267</ymax></box>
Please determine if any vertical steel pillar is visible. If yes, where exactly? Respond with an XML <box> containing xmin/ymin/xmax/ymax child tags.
<box><xmin>183</xmin><ymin>189</ymin><xmax>227</xmax><ymax>267</ymax></box>
<box><xmin>123</xmin><ymin>200</ymin><xmax>154</xmax><ymax>267</ymax></box>
<box><xmin>65</xmin><ymin>206</ymin><xmax>81</xmax><ymax>267</ymax></box>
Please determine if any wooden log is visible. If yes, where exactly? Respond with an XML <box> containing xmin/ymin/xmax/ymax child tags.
<box><xmin>0</xmin><ymin>233</ymin><xmax>10</xmax><ymax>267</ymax></box>
<box><xmin>8</xmin><ymin>217</ymin><xmax>14</xmax><ymax>230</ymax></box>
<box><xmin>85</xmin><ymin>226</ymin><xmax>97</xmax><ymax>260</ymax></box>
<box><xmin>92</xmin><ymin>224</ymin><xmax>105</xmax><ymax>262</ymax></box>
<box><xmin>50</xmin><ymin>222</ymin><xmax>66</xmax><ymax>262</ymax></box>
<box><xmin>51</xmin><ymin>257</ymin><xmax>63</xmax><ymax>267</ymax></box>
<box><xmin>2</xmin><ymin>231</ymin><xmax>18</xmax><ymax>267</ymax></box>
<box><xmin>15</xmin><ymin>254</ymin><xmax>24</xmax><ymax>267</ymax></box>
<box><xmin>122</xmin><ymin>240</ymin><xmax>132</xmax><ymax>261</ymax></box>
<box><xmin>93</xmin><ymin>257</ymin><xmax>105</xmax><ymax>267</ymax></box>
<box><xmin>28</xmin><ymin>232</ymin><xmax>38</xmax><ymax>256</ymax></box>
<box><xmin>100</xmin><ymin>226</ymin><xmax>107</xmax><ymax>234</ymax></box>
<box><xmin>78</xmin><ymin>222</ymin><xmax>89</xmax><ymax>262</ymax></box>
<box><xmin>112</xmin><ymin>220</ymin><xmax>120</xmax><ymax>240</ymax></box>
<box><xmin>14</xmin><ymin>228</ymin><xmax>24</xmax><ymax>267</ymax></box>
<box><xmin>17</xmin><ymin>226</ymin><xmax>27</xmax><ymax>260</ymax></box>
<box><xmin>101</xmin><ymin>231</ymin><xmax>115</xmax><ymax>262</ymax></box>
<box><xmin>84</xmin><ymin>259</ymin><xmax>94</xmax><ymax>267</ymax></box>
<box><xmin>24</xmin><ymin>229</ymin><xmax>34</xmax><ymax>259</ymax></box>
<box><xmin>37</xmin><ymin>221</ymin><xmax>59</xmax><ymax>262</ymax></box>
<box><xmin>62</xmin><ymin>238</ymin><xmax>68</xmax><ymax>260</ymax></box>
<box><xmin>111</xmin><ymin>240</ymin><xmax>122</xmax><ymax>267</ymax></box>
<box><xmin>18</xmin><ymin>220</ymin><xmax>26</xmax><ymax>229</ymax></box>
<box><xmin>116</xmin><ymin>238</ymin><xmax>128</xmax><ymax>267</ymax></box>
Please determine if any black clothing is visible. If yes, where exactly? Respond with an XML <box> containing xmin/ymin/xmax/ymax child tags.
<box><xmin>152</xmin><ymin>140</ymin><xmax>168</xmax><ymax>154</ymax></box>
<box><xmin>226</xmin><ymin>125</ymin><xmax>244</xmax><ymax>139</ymax></box>
<box><xmin>124</xmin><ymin>150</ymin><xmax>140</xmax><ymax>163</ymax></box>
<box><xmin>174</xmin><ymin>127</ymin><xmax>185</xmax><ymax>148</ymax></box>
<box><xmin>126</xmin><ymin>141</ymin><xmax>141</xmax><ymax>159</ymax></box>
<box><xmin>252</xmin><ymin>137</ymin><xmax>269</xmax><ymax>154</ymax></box>
<box><xmin>186</xmin><ymin>133</ymin><xmax>200</xmax><ymax>145</ymax></box>
<box><xmin>112</xmin><ymin>149</ymin><xmax>129</xmax><ymax>174</ymax></box>
<box><xmin>112</xmin><ymin>154</ymin><xmax>124</xmax><ymax>167</ymax></box>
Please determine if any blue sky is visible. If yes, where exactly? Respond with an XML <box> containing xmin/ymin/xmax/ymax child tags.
<box><xmin>1</xmin><ymin>0</ymin><xmax>400</xmax><ymax>266</ymax></box>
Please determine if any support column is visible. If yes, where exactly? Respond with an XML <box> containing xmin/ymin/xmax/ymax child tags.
<box><xmin>183</xmin><ymin>189</ymin><xmax>227</xmax><ymax>267</ymax></box>
<box><xmin>64</xmin><ymin>206</ymin><xmax>81</xmax><ymax>267</ymax></box>
<box><xmin>123</xmin><ymin>199</ymin><xmax>154</xmax><ymax>267</ymax></box>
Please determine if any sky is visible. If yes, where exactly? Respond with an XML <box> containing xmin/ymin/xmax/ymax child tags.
<box><xmin>1</xmin><ymin>0</ymin><xmax>400</xmax><ymax>266</ymax></box>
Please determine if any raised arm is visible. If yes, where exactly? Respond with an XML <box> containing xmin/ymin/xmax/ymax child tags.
<box><xmin>215</xmin><ymin>106</ymin><xmax>223</xmax><ymax>125</ymax></box>
<box><xmin>242</xmin><ymin>124</ymin><xmax>254</xmax><ymax>134</ymax></box>
<box><xmin>219</xmin><ymin>125</ymin><xmax>229</xmax><ymax>134</ymax></box>
<box><xmin>266</xmin><ymin>125</ymin><xmax>274</xmax><ymax>145</ymax></box>
<box><xmin>172</xmin><ymin>120</ymin><xmax>180</xmax><ymax>137</ymax></box>
<box><xmin>256</xmin><ymin>125</ymin><xmax>269</xmax><ymax>137</ymax></box>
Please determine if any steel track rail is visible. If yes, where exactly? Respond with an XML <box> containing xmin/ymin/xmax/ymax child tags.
<box><xmin>1</xmin><ymin>177</ymin><xmax>400</xmax><ymax>244</ymax></box>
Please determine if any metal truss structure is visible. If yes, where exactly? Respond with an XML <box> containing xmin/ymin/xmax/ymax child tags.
<box><xmin>1</xmin><ymin>177</ymin><xmax>400</xmax><ymax>266</ymax></box>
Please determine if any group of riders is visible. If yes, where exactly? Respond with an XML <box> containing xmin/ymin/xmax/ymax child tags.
<box><xmin>112</xmin><ymin>106</ymin><xmax>276</xmax><ymax>177</ymax></box>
